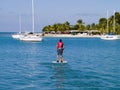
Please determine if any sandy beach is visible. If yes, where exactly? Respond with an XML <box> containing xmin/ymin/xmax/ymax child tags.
<box><xmin>44</xmin><ymin>34</ymin><xmax>101</xmax><ymax>38</ymax></box>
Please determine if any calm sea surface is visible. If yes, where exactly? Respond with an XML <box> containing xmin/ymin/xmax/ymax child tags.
<box><xmin>0</xmin><ymin>33</ymin><xmax>120</xmax><ymax>90</ymax></box>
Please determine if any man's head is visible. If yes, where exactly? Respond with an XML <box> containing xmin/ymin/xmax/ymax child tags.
<box><xmin>59</xmin><ymin>39</ymin><xmax>62</xmax><ymax>42</ymax></box>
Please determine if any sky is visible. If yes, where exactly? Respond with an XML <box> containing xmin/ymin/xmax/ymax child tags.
<box><xmin>0</xmin><ymin>0</ymin><xmax>120</xmax><ymax>32</ymax></box>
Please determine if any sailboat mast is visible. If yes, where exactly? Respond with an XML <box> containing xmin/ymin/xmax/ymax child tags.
<box><xmin>19</xmin><ymin>14</ymin><xmax>22</xmax><ymax>33</ymax></box>
<box><xmin>32</xmin><ymin>0</ymin><xmax>35</xmax><ymax>33</ymax></box>
<box><xmin>113</xmin><ymin>10</ymin><xmax>115</xmax><ymax>33</ymax></box>
<box><xmin>107</xmin><ymin>10</ymin><xmax>108</xmax><ymax>34</ymax></box>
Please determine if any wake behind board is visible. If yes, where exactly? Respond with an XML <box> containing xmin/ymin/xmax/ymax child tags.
<box><xmin>52</xmin><ymin>60</ymin><xmax>67</xmax><ymax>64</ymax></box>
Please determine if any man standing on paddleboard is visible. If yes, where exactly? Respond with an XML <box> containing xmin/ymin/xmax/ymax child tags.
<box><xmin>56</xmin><ymin>39</ymin><xmax>64</xmax><ymax>62</ymax></box>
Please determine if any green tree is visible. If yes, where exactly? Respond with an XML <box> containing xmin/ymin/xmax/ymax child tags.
<box><xmin>76</xmin><ymin>19</ymin><xmax>84</xmax><ymax>31</ymax></box>
<box><xmin>42</xmin><ymin>11</ymin><xmax>120</xmax><ymax>34</ymax></box>
<box><xmin>91</xmin><ymin>23</ymin><xmax>96</xmax><ymax>30</ymax></box>
<box><xmin>77</xmin><ymin>19</ymin><xmax>83</xmax><ymax>24</ymax></box>
<box><xmin>64</xmin><ymin>21</ymin><xmax>70</xmax><ymax>26</ymax></box>
<box><xmin>108</xmin><ymin>16</ymin><xmax>114</xmax><ymax>33</ymax></box>
<box><xmin>115</xmin><ymin>12</ymin><xmax>120</xmax><ymax>25</ymax></box>
<box><xmin>99</xmin><ymin>18</ymin><xmax>107</xmax><ymax>33</ymax></box>
<box><xmin>86</xmin><ymin>24</ymin><xmax>91</xmax><ymax>30</ymax></box>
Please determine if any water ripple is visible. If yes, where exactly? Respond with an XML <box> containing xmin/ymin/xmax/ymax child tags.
<box><xmin>0</xmin><ymin>36</ymin><xmax>120</xmax><ymax>89</ymax></box>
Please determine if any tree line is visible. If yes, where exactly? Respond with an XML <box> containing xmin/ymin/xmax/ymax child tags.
<box><xmin>42</xmin><ymin>12</ymin><xmax>120</xmax><ymax>34</ymax></box>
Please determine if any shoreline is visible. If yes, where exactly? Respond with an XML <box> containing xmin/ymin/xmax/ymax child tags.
<box><xmin>43</xmin><ymin>34</ymin><xmax>101</xmax><ymax>38</ymax></box>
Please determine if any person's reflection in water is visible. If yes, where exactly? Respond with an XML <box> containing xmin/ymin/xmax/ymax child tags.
<box><xmin>52</xmin><ymin>64</ymin><xmax>66</xmax><ymax>89</ymax></box>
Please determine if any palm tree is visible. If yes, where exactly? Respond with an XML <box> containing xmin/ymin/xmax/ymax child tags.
<box><xmin>77</xmin><ymin>19</ymin><xmax>83</xmax><ymax>24</ymax></box>
<box><xmin>99</xmin><ymin>18</ymin><xmax>107</xmax><ymax>34</ymax></box>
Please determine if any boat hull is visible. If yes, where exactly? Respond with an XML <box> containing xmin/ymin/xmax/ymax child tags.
<box><xmin>100</xmin><ymin>35</ymin><xmax>118</xmax><ymax>40</ymax></box>
<box><xmin>20</xmin><ymin>34</ymin><xmax>42</xmax><ymax>42</ymax></box>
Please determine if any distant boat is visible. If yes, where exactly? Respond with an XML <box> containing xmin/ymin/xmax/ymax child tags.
<box><xmin>12</xmin><ymin>14</ymin><xmax>23</xmax><ymax>39</ymax></box>
<box><xmin>100</xmin><ymin>10</ymin><xmax>118</xmax><ymax>40</ymax></box>
<box><xmin>100</xmin><ymin>34</ymin><xmax>118</xmax><ymax>40</ymax></box>
<box><xmin>101</xmin><ymin>34</ymin><xmax>118</xmax><ymax>40</ymax></box>
<box><xmin>20</xmin><ymin>33</ymin><xmax>42</xmax><ymax>42</ymax></box>
<box><xmin>20</xmin><ymin>0</ymin><xmax>42</xmax><ymax>42</ymax></box>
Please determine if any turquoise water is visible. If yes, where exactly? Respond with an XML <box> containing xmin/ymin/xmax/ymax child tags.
<box><xmin>0</xmin><ymin>33</ymin><xmax>120</xmax><ymax>90</ymax></box>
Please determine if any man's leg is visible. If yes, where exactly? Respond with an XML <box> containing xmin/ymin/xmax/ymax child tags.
<box><xmin>57</xmin><ymin>55</ymin><xmax>59</xmax><ymax>62</ymax></box>
<box><xmin>57</xmin><ymin>49</ymin><xmax>59</xmax><ymax>62</ymax></box>
<box><xmin>60</xmin><ymin>49</ymin><xmax>63</xmax><ymax>62</ymax></box>
<box><xmin>60</xmin><ymin>55</ymin><xmax>63</xmax><ymax>62</ymax></box>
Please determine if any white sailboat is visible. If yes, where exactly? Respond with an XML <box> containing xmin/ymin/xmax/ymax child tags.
<box><xmin>100</xmin><ymin>34</ymin><xmax>118</xmax><ymax>40</ymax></box>
<box><xmin>12</xmin><ymin>14</ymin><xmax>23</xmax><ymax>39</ymax></box>
<box><xmin>100</xmin><ymin>10</ymin><xmax>118</xmax><ymax>40</ymax></box>
<box><xmin>20</xmin><ymin>0</ymin><xmax>42</xmax><ymax>42</ymax></box>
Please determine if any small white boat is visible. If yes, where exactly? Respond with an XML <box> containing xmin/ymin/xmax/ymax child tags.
<box><xmin>100</xmin><ymin>11</ymin><xmax>118</xmax><ymax>40</ymax></box>
<box><xmin>19</xmin><ymin>0</ymin><xmax>43</xmax><ymax>42</ymax></box>
<box><xmin>20</xmin><ymin>34</ymin><xmax>42</xmax><ymax>42</ymax></box>
<box><xmin>100</xmin><ymin>34</ymin><xmax>118</xmax><ymax>40</ymax></box>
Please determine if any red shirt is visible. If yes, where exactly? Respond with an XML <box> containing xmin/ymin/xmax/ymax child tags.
<box><xmin>57</xmin><ymin>42</ymin><xmax>63</xmax><ymax>49</ymax></box>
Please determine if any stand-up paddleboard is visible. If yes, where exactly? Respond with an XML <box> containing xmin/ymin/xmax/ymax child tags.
<box><xmin>52</xmin><ymin>60</ymin><xmax>67</xmax><ymax>63</ymax></box>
